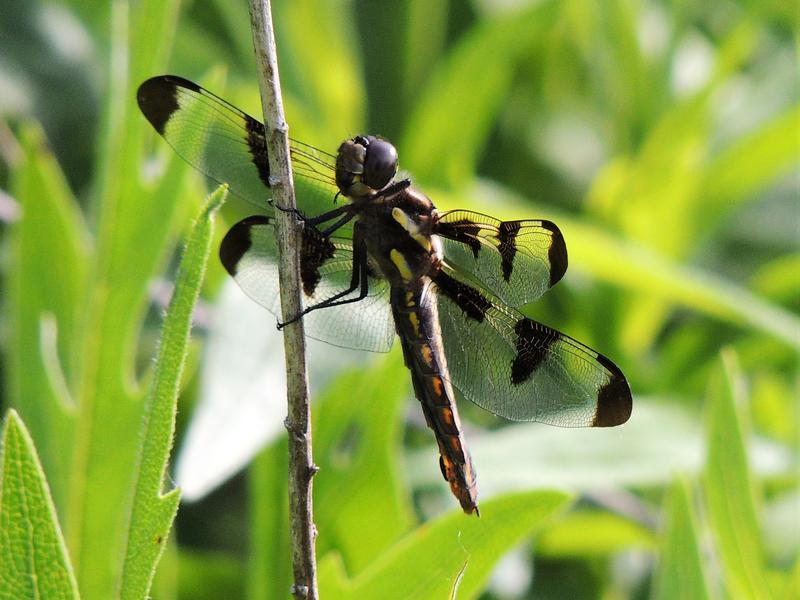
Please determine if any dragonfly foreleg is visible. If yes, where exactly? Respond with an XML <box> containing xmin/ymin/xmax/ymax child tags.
<box><xmin>277</xmin><ymin>227</ymin><xmax>370</xmax><ymax>328</ymax></box>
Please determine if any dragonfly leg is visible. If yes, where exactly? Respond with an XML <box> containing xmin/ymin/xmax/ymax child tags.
<box><xmin>277</xmin><ymin>226</ymin><xmax>370</xmax><ymax>328</ymax></box>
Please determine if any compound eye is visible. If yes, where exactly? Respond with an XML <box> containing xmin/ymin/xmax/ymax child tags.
<box><xmin>362</xmin><ymin>137</ymin><xmax>398</xmax><ymax>190</ymax></box>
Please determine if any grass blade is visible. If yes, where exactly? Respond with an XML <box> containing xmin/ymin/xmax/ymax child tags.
<box><xmin>703</xmin><ymin>350</ymin><xmax>771</xmax><ymax>599</ymax></box>
<box><xmin>653</xmin><ymin>477</ymin><xmax>710</xmax><ymax>600</ymax></box>
<box><xmin>119</xmin><ymin>186</ymin><xmax>226</xmax><ymax>600</ymax></box>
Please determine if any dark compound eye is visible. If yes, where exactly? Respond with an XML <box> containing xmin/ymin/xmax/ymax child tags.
<box><xmin>362</xmin><ymin>137</ymin><xmax>398</xmax><ymax>190</ymax></box>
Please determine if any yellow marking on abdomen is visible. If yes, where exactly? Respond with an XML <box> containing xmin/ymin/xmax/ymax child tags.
<box><xmin>419</xmin><ymin>344</ymin><xmax>433</xmax><ymax>367</ymax></box>
<box><xmin>407</xmin><ymin>312</ymin><xmax>421</xmax><ymax>337</ymax></box>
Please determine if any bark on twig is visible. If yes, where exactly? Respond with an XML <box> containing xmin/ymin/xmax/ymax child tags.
<box><xmin>247</xmin><ymin>1</ymin><xmax>319</xmax><ymax>598</ymax></box>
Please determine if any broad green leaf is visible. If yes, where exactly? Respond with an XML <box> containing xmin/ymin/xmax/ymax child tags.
<box><xmin>703</xmin><ymin>350</ymin><xmax>771</xmax><ymax>599</ymax></box>
<box><xmin>318</xmin><ymin>490</ymin><xmax>571</xmax><ymax>599</ymax></box>
<box><xmin>119</xmin><ymin>186</ymin><xmax>226</xmax><ymax>600</ymax></box>
<box><xmin>653</xmin><ymin>477</ymin><xmax>710</xmax><ymax>600</ymax></box>
<box><xmin>313</xmin><ymin>351</ymin><xmax>414</xmax><ymax>575</ymax></box>
<box><xmin>0</xmin><ymin>410</ymin><xmax>79</xmax><ymax>600</ymax></box>
<box><xmin>536</xmin><ymin>510</ymin><xmax>655</xmax><ymax>557</ymax></box>
<box><xmin>401</xmin><ymin>1</ymin><xmax>556</xmax><ymax>188</ymax></box>
<box><xmin>8</xmin><ymin>123</ymin><xmax>90</xmax><ymax>511</ymax></box>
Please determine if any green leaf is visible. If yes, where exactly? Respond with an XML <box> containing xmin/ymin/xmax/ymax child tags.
<box><xmin>561</xmin><ymin>213</ymin><xmax>800</xmax><ymax>350</ymax></box>
<box><xmin>537</xmin><ymin>510</ymin><xmax>655</xmax><ymax>558</ymax></box>
<box><xmin>119</xmin><ymin>186</ymin><xmax>226</xmax><ymax>600</ymax></box>
<box><xmin>66</xmin><ymin>0</ymin><xmax>196</xmax><ymax>597</ymax></box>
<box><xmin>401</xmin><ymin>1</ymin><xmax>556</xmax><ymax>188</ymax></box>
<box><xmin>653</xmin><ymin>477</ymin><xmax>710</xmax><ymax>600</ymax></box>
<box><xmin>701</xmin><ymin>104</ymin><xmax>800</xmax><ymax>217</ymax></box>
<box><xmin>0</xmin><ymin>410</ymin><xmax>80</xmax><ymax>600</ymax></box>
<box><xmin>313</xmin><ymin>351</ymin><xmax>414</xmax><ymax>575</ymax></box>
<box><xmin>7</xmin><ymin>123</ymin><xmax>90</xmax><ymax>511</ymax></box>
<box><xmin>703</xmin><ymin>350</ymin><xmax>771</xmax><ymax>599</ymax></box>
<box><xmin>318</xmin><ymin>490</ymin><xmax>571</xmax><ymax>599</ymax></box>
<box><xmin>275</xmin><ymin>0</ymin><xmax>364</xmax><ymax>139</ymax></box>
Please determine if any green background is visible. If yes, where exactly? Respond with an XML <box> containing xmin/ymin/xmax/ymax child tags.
<box><xmin>0</xmin><ymin>0</ymin><xmax>797</xmax><ymax>598</ymax></box>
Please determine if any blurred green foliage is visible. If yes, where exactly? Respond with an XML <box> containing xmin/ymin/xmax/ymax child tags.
<box><xmin>0</xmin><ymin>0</ymin><xmax>797</xmax><ymax>599</ymax></box>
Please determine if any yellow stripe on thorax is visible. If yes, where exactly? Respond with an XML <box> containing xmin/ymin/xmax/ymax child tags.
<box><xmin>392</xmin><ymin>207</ymin><xmax>431</xmax><ymax>250</ymax></box>
<box><xmin>389</xmin><ymin>249</ymin><xmax>413</xmax><ymax>281</ymax></box>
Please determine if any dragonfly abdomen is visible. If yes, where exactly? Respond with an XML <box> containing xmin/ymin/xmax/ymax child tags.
<box><xmin>391</xmin><ymin>285</ymin><xmax>479</xmax><ymax>515</ymax></box>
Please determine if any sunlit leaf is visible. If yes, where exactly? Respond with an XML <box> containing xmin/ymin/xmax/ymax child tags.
<box><xmin>0</xmin><ymin>410</ymin><xmax>79</xmax><ymax>600</ymax></box>
<box><xmin>703</xmin><ymin>350</ymin><xmax>771</xmax><ymax>599</ymax></box>
<box><xmin>8</xmin><ymin>123</ymin><xmax>89</xmax><ymax>511</ymax></box>
<box><xmin>653</xmin><ymin>477</ymin><xmax>710</xmax><ymax>600</ymax></box>
<box><xmin>701</xmin><ymin>105</ymin><xmax>800</xmax><ymax>217</ymax></box>
<box><xmin>537</xmin><ymin>510</ymin><xmax>655</xmax><ymax>558</ymax></box>
<box><xmin>319</xmin><ymin>490</ymin><xmax>571</xmax><ymax>599</ymax></box>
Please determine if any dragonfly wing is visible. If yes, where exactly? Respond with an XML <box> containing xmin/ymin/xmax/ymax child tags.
<box><xmin>220</xmin><ymin>216</ymin><xmax>395</xmax><ymax>352</ymax></box>
<box><xmin>435</xmin><ymin>209</ymin><xmax>567</xmax><ymax>308</ymax></box>
<box><xmin>429</xmin><ymin>262</ymin><xmax>631</xmax><ymax>427</ymax></box>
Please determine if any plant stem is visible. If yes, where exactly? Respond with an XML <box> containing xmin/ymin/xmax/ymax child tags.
<box><xmin>247</xmin><ymin>1</ymin><xmax>319</xmax><ymax>598</ymax></box>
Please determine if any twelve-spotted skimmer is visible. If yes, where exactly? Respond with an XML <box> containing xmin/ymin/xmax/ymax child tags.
<box><xmin>137</xmin><ymin>75</ymin><xmax>632</xmax><ymax>514</ymax></box>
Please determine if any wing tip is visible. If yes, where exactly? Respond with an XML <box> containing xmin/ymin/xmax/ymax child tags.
<box><xmin>137</xmin><ymin>75</ymin><xmax>200</xmax><ymax>135</ymax></box>
<box><xmin>593</xmin><ymin>355</ymin><xmax>632</xmax><ymax>427</ymax></box>
<box><xmin>219</xmin><ymin>216</ymin><xmax>271</xmax><ymax>275</ymax></box>
<box><xmin>540</xmin><ymin>220</ymin><xmax>568</xmax><ymax>286</ymax></box>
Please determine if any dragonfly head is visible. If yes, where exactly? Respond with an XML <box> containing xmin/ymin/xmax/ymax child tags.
<box><xmin>335</xmin><ymin>135</ymin><xmax>398</xmax><ymax>198</ymax></box>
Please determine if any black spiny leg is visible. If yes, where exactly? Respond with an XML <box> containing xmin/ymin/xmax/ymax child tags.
<box><xmin>278</xmin><ymin>224</ymin><xmax>371</xmax><ymax>328</ymax></box>
<box><xmin>276</xmin><ymin>202</ymin><xmax>353</xmax><ymax>229</ymax></box>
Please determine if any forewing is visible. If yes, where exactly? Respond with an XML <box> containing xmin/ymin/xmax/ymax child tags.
<box><xmin>435</xmin><ymin>210</ymin><xmax>567</xmax><ymax>308</ymax></box>
<box><xmin>220</xmin><ymin>217</ymin><xmax>395</xmax><ymax>352</ymax></box>
<box><xmin>137</xmin><ymin>75</ymin><xmax>340</xmax><ymax>215</ymax></box>
<box><xmin>429</xmin><ymin>263</ymin><xmax>631</xmax><ymax>427</ymax></box>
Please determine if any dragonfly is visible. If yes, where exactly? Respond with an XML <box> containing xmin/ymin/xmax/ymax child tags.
<box><xmin>137</xmin><ymin>75</ymin><xmax>632</xmax><ymax>515</ymax></box>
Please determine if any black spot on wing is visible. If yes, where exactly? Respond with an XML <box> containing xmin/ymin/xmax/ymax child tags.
<box><xmin>299</xmin><ymin>226</ymin><xmax>336</xmax><ymax>297</ymax></box>
<box><xmin>434</xmin><ymin>270</ymin><xmax>491</xmax><ymax>322</ymax></box>
<box><xmin>510</xmin><ymin>318</ymin><xmax>556</xmax><ymax>385</ymax></box>
<box><xmin>244</xmin><ymin>117</ymin><xmax>272</xmax><ymax>189</ymax></box>
<box><xmin>137</xmin><ymin>76</ymin><xmax>199</xmax><ymax>135</ymax></box>
<box><xmin>497</xmin><ymin>220</ymin><xmax>521</xmax><ymax>282</ymax></box>
<box><xmin>437</xmin><ymin>218</ymin><xmax>482</xmax><ymax>259</ymax></box>
<box><xmin>540</xmin><ymin>220</ymin><xmax>568</xmax><ymax>286</ymax></box>
<box><xmin>593</xmin><ymin>354</ymin><xmax>633</xmax><ymax>426</ymax></box>
<box><xmin>219</xmin><ymin>216</ymin><xmax>271</xmax><ymax>275</ymax></box>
